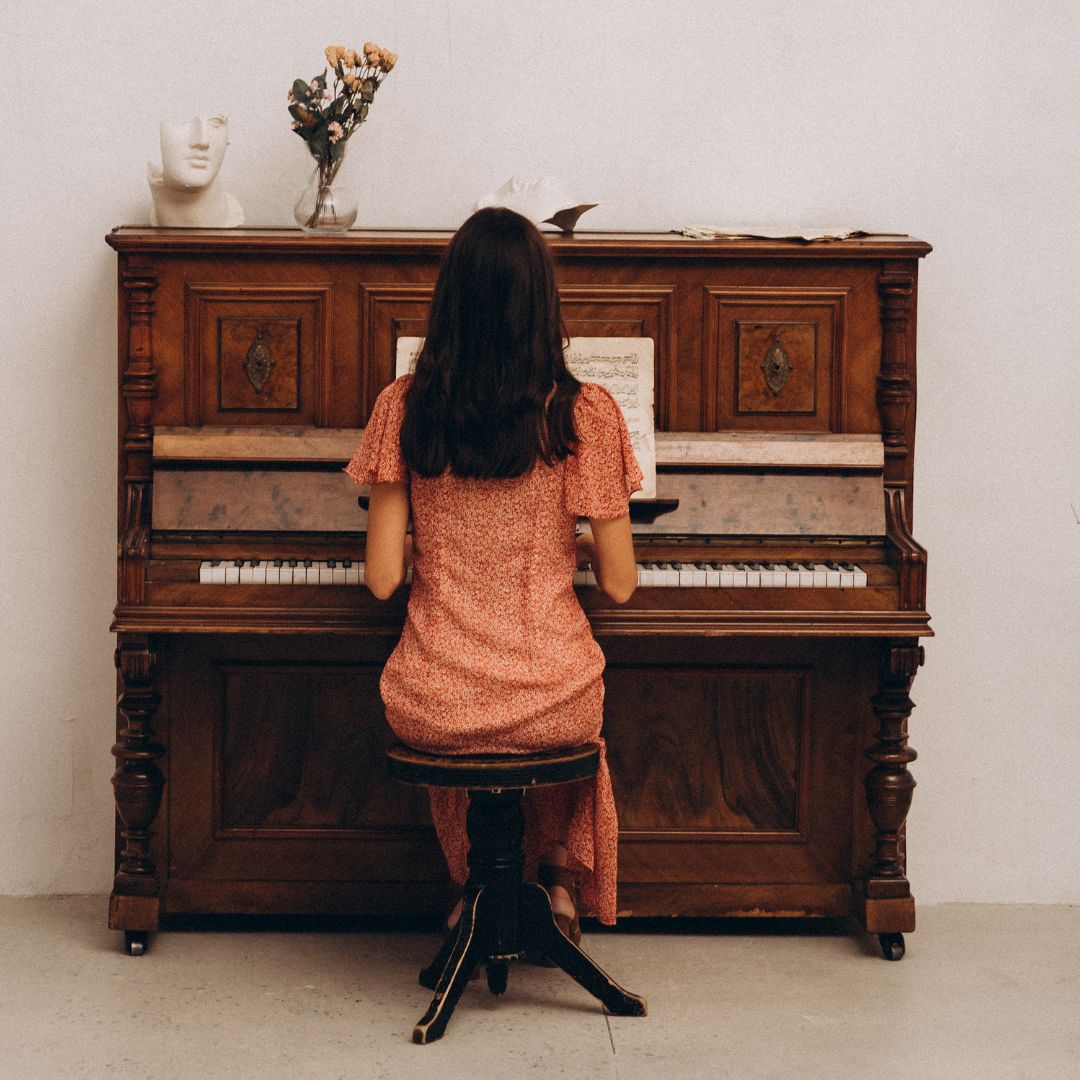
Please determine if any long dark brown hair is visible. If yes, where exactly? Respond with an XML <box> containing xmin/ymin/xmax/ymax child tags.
<box><xmin>400</xmin><ymin>207</ymin><xmax>580</xmax><ymax>479</ymax></box>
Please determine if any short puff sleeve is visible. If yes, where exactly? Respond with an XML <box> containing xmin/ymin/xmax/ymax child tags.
<box><xmin>564</xmin><ymin>383</ymin><xmax>644</xmax><ymax>519</ymax></box>
<box><xmin>343</xmin><ymin>375</ymin><xmax>410</xmax><ymax>485</ymax></box>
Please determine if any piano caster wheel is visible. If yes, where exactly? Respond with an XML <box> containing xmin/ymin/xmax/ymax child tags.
<box><xmin>124</xmin><ymin>931</ymin><xmax>149</xmax><ymax>956</ymax></box>
<box><xmin>878</xmin><ymin>932</ymin><xmax>905</xmax><ymax>961</ymax></box>
<box><xmin>485</xmin><ymin>959</ymin><xmax>509</xmax><ymax>996</ymax></box>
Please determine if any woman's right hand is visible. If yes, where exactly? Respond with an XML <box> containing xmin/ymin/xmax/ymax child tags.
<box><xmin>575</xmin><ymin>531</ymin><xmax>597</xmax><ymax>569</ymax></box>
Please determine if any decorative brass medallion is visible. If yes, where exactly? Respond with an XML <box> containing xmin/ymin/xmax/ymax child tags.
<box><xmin>243</xmin><ymin>326</ymin><xmax>275</xmax><ymax>393</ymax></box>
<box><xmin>761</xmin><ymin>332</ymin><xmax>792</xmax><ymax>395</ymax></box>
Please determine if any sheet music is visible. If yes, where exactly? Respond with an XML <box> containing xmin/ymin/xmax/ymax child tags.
<box><xmin>395</xmin><ymin>336</ymin><xmax>655</xmax><ymax>497</ymax></box>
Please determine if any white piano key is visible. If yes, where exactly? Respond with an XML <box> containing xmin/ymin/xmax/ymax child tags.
<box><xmin>720</xmin><ymin>564</ymin><xmax>737</xmax><ymax>587</ymax></box>
<box><xmin>404</xmin><ymin>564</ymin><xmax>413</xmax><ymax>584</ymax></box>
<box><xmin>677</xmin><ymin>563</ymin><xmax>696</xmax><ymax>587</ymax></box>
<box><xmin>279</xmin><ymin>563</ymin><xmax>295</xmax><ymax>584</ymax></box>
<box><xmin>345</xmin><ymin>564</ymin><xmax>360</xmax><ymax>585</ymax></box>
<box><xmin>332</xmin><ymin>563</ymin><xmax>347</xmax><ymax>584</ymax></box>
<box><xmin>238</xmin><ymin>561</ymin><xmax>254</xmax><ymax>584</ymax></box>
<box><xmin>662</xmin><ymin>563</ymin><xmax>680</xmax><ymax>587</ymax></box>
<box><xmin>795</xmin><ymin>563</ymin><xmax>815</xmax><ymax>588</ymax></box>
<box><xmin>225</xmin><ymin>563</ymin><xmax>240</xmax><ymax>584</ymax></box>
<box><xmin>809</xmin><ymin>564</ymin><xmax>827</xmax><ymax>588</ymax></box>
<box><xmin>851</xmin><ymin>563</ymin><xmax>868</xmax><ymax>588</ymax></box>
<box><xmin>301</xmin><ymin>562</ymin><xmax>319</xmax><ymax>585</ymax></box>
<box><xmin>265</xmin><ymin>563</ymin><xmax>281</xmax><ymax>584</ymax></box>
<box><xmin>210</xmin><ymin>562</ymin><xmax>226</xmax><ymax>584</ymax></box>
<box><xmin>834</xmin><ymin>562</ymin><xmax>855</xmax><ymax>588</ymax></box>
<box><xmin>585</xmin><ymin>568</ymin><xmax>596</xmax><ymax>586</ymax></box>
<box><xmin>814</xmin><ymin>563</ymin><xmax>841</xmax><ymax>588</ymax></box>
<box><xmin>755</xmin><ymin>564</ymin><xmax>776</xmax><ymax>587</ymax></box>
<box><xmin>704</xmin><ymin>565</ymin><xmax>720</xmax><ymax>588</ymax></box>
<box><xmin>319</xmin><ymin>561</ymin><xmax>334</xmax><ymax>585</ymax></box>
<box><xmin>639</xmin><ymin>564</ymin><xmax>657</xmax><ymax>587</ymax></box>
<box><xmin>573</xmin><ymin>570</ymin><xmax>588</xmax><ymax>585</ymax></box>
<box><xmin>357</xmin><ymin>562</ymin><xmax>366</xmax><ymax>584</ymax></box>
<box><xmin>199</xmin><ymin>560</ymin><xmax>212</xmax><ymax>584</ymax></box>
<box><xmin>251</xmin><ymin>561</ymin><xmax>267</xmax><ymax>584</ymax></box>
<box><xmin>783</xmin><ymin>564</ymin><xmax>802</xmax><ymax>588</ymax></box>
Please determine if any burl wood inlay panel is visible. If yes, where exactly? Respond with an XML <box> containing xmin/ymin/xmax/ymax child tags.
<box><xmin>705</xmin><ymin>287</ymin><xmax>848</xmax><ymax>432</ymax></box>
<box><xmin>185</xmin><ymin>284</ymin><xmax>332</xmax><ymax>426</ymax></box>
<box><xmin>217</xmin><ymin>317</ymin><xmax>300</xmax><ymax>411</ymax></box>
<box><xmin>736</xmin><ymin>321</ymin><xmax>817</xmax><ymax>414</ymax></box>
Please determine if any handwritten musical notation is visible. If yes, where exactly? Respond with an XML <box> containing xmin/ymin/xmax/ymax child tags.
<box><xmin>395</xmin><ymin>336</ymin><xmax>656</xmax><ymax>497</ymax></box>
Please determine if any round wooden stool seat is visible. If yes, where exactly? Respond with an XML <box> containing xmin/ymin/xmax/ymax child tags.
<box><xmin>386</xmin><ymin>741</ymin><xmax>600</xmax><ymax>790</ymax></box>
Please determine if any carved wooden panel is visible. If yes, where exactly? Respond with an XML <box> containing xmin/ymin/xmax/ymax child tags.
<box><xmin>604</xmin><ymin>666</ymin><xmax>806</xmax><ymax>835</ymax></box>
<box><xmin>359</xmin><ymin>284</ymin><xmax>431</xmax><ymax>419</ymax></box>
<box><xmin>219</xmin><ymin>664</ymin><xmax>429</xmax><ymax>833</ymax></box>
<box><xmin>163</xmin><ymin>638</ymin><xmax>440</xmax><ymax>893</ymax></box>
<box><xmin>704</xmin><ymin>287</ymin><xmax>847</xmax><ymax>431</ymax></box>
<box><xmin>185</xmin><ymin>284</ymin><xmax>332</xmax><ymax>426</ymax></box>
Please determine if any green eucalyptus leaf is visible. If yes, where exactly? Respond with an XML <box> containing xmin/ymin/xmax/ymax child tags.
<box><xmin>292</xmin><ymin>79</ymin><xmax>310</xmax><ymax>101</ymax></box>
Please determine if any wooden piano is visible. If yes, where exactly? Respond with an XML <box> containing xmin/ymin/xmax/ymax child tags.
<box><xmin>106</xmin><ymin>227</ymin><xmax>932</xmax><ymax>959</ymax></box>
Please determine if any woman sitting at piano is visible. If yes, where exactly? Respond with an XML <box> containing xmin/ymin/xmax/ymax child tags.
<box><xmin>345</xmin><ymin>206</ymin><xmax>642</xmax><ymax>941</ymax></box>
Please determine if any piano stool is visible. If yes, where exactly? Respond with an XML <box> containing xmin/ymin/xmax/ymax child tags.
<box><xmin>385</xmin><ymin>741</ymin><xmax>647</xmax><ymax>1044</ymax></box>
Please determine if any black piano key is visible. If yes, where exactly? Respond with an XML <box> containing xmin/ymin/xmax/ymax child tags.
<box><xmin>303</xmin><ymin>560</ymin><xmax>313</xmax><ymax>568</ymax></box>
<box><xmin>251</xmin><ymin>559</ymin><xmax>261</xmax><ymax>567</ymax></box>
<box><xmin>233</xmin><ymin>558</ymin><xmax>243</xmax><ymax>567</ymax></box>
<box><xmin>273</xmin><ymin>559</ymin><xmax>284</xmax><ymax>567</ymax></box>
<box><xmin>211</xmin><ymin>560</ymin><xmax>221</xmax><ymax>567</ymax></box>
<box><xmin>342</xmin><ymin>559</ymin><xmax>352</xmax><ymax>568</ymax></box>
<box><xmin>288</xmin><ymin>559</ymin><xmax>298</xmax><ymax>567</ymax></box>
<box><xmin>327</xmin><ymin>560</ymin><xmax>337</xmax><ymax>568</ymax></box>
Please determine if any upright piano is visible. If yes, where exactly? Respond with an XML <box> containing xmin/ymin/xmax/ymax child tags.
<box><xmin>106</xmin><ymin>227</ymin><xmax>932</xmax><ymax>958</ymax></box>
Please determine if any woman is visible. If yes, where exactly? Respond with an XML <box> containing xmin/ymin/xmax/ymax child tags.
<box><xmin>344</xmin><ymin>206</ymin><xmax>642</xmax><ymax>937</ymax></box>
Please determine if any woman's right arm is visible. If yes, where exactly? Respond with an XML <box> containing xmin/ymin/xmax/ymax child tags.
<box><xmin>582</xmin><ymin>513</ymin><xmax>637</xmax><ymax>604</ymax></box>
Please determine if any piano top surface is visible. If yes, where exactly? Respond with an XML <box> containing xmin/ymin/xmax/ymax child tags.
<box><xmin>106</xmin><ymin>225</ymin><xmax>933</xmax><ymax>260</ymax></box>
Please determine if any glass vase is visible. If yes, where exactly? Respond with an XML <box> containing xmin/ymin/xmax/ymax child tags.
<box><xmin>293</xmin><ymin>151</ymin><xmax>357</xmax><ymax>233</ymax></box>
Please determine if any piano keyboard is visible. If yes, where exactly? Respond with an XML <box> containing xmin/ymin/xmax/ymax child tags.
<box><xmin>199</xmin><ymin>559</ymin><xmax>867</xmax><ymax>588</ymax></box>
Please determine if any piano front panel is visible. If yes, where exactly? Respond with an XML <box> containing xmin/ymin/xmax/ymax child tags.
<box><xmin>156</xmin><ymin>634</ymin><xmax>874</xmax><ymax>918</ymax></box>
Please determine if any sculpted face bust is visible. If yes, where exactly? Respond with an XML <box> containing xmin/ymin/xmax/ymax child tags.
<box><xmin>147</xmin><ymin>111</ymin><xmax>243</xmax><ymax>227</ymax></box>
<box><xmin>159</xmin><ymin>113</ymin><xmax>229</xmax><ymax>189</ymax></box>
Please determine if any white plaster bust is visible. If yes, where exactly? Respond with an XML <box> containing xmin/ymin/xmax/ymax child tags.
<box><xmin>147</xmin><ymin>112</ymin><xmax>243</xmax><ymax>227</ymax></box>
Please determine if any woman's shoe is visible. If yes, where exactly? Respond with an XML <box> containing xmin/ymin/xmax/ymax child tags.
<box><xmin>537</xmin><ymin>863</ymin><xmax>582</xmax><ymax>947</ymax></box>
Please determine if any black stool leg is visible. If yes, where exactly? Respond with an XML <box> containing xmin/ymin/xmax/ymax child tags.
<box><xmin>521</xmin><ymin>883</ymin><xmax>648</xmax><ymax>1017</ymax></box>
<box><xmin>413</xmin><ymin>886</ymin><xmax>487</xmax><ymax>1044</ymax></box>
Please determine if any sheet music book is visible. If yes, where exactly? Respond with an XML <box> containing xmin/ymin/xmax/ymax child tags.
<box><xmin>395</xmin><ymin>336</ymin><xmax>656</xmax><ymax>497</ymax></box>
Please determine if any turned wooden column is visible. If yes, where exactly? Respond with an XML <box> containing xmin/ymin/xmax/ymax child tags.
<box><xmin>110</xmin><ymin>264</ymin><xmax>163</xmax><ymax>944</ymax></box>
<box><xmin>109</xmin><ymin>635</ymin><xmax>166</xmax><ymax>936</ymax></box>
<box><xmin>861</xmin><ymin>641</ymin><xmax>922</xmax><ymax>934</ymax></box>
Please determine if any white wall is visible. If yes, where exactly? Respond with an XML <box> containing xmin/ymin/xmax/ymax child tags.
<box><xmin>2</xmin><ymin>0</ymin><xmax>1077</xmax><ymax>901</ymax></box>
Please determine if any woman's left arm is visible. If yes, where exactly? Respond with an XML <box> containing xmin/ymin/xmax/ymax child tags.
<box><xmin>364</xmin><ymin>480</ymin><xmax>410</xmax><ymax>599</ymax></box>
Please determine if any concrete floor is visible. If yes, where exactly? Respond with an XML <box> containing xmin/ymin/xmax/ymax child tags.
<box><xmin>0</xmin><ymin>898</ymin><xmax>1076</xmax><ymax>1079</ymax></box>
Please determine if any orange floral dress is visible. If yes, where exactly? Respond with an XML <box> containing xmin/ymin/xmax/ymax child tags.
<box><xmin>344</xmin><ymin>376</ymin><xmax>642</xmax><ymax>924</ymax></box>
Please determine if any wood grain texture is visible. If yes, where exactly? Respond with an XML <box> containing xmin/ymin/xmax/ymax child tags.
<box><xmin>108</xmin><ymin>228</ymin><xmax>932</xmax><ymax>945</ymax></box>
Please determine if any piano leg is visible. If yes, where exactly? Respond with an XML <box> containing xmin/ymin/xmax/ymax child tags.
<box><xmin>109</xmin><ymin>635</ymin><xmax>166</xmax><ymax>955</ymax></box>
<box><xmin>859</xmin><ymin>641</ymin><xmax>922</xmax><ymax>959</ymax></box>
